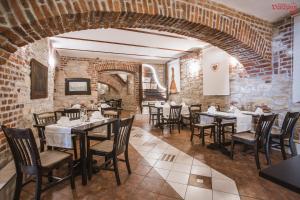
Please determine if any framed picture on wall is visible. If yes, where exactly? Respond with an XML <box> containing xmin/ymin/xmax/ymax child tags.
<box><xmin>65</xmin><ymin>78</ymin><xmax>91</xmax><ymax>95</ymax></box>
<box><xmin>167</xmin><ymin>59</ymin><xmax>180</xmax><ymax>94</ymax></box>
<box><xmin>30</xmin><ymin>59</ymin><xmax>48</xmax><ymax>99</ymax></box>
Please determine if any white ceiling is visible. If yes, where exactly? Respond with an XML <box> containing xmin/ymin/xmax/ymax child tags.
<box><xmin>212</xmin><ymin>0</ymin><xmax>300</xmax><ymax>22</ymax></box>
<box><xmin>51</xmin><ymin>28</ymin><xmax>209</xmax><ymax>64</ymax></box>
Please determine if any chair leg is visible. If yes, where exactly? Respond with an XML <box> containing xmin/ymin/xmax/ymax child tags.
<box><xmin>47</xmin><ymin>171</ymin><xmax>53</xmax><ymax>183</ymax></box>
<box><xmin>125</xmin><ymin>150</ymin><xmax>131</xmax><ymax>174</ymax></box>
<box><xmin>254</xmin><ymin>143</ymin><xmax>261</xmax><ymax>170</ymax></box>
<box><xmin>264</xmin><ymin>140</ymin><xmax>271</xmax><ymax>165</ymax></box>
<box><xmin>69</xmin><ymin>160</ymin><xmax>75</xmax><ymax>189</ymax></box>
<box><xmin>230</xmin><ymin>140</ymin><xmax>235</xmax><ymax>159</ymax></box>
<box><xmin>72</xmin><ymin>136</ymin><xmax>78</xmax><ymax>160</ymax></box>
<box><xmin>212</xmin><ymin>127</ymin><xmax>216</xmax><ymax>143</ymax></box>
<box><xmin>279</xmin><ymin>138</ymin><xmax>287</xmax><ymax>160</ymax></box>
<box><xmin>113</xmin><ymin>157</ymin><xmax>121</xmax><ymax>185</ymax></box>
<box><xmin>35</xmin><ymin>174</ymin><xmax>42</xmax><ymax>200</ymax></box>
<box><xmin>201</xmin><ymin>128</ymin><xmax>205</xmax><ymax>146</ymax></box>
<box><xmin>14</xmin><ymin>172</ymin><xmax>23</xmax><ymax>200</ymax></box>
<box><xmin>190</xmin><ymin>127</ymin><xmax>194</xmax><ymax>142</ymax></box>
<box><xmin>222</xmin><ymin>126</ymin><xmax>225</xmax><ymax>144</ymax></box>
<box><xmin>289</xmin><ymin>139</ymin><xmax>297</xmax><ymax>157</ymax></box>
<box><xmin>88</xmin><ymin>151</ymin><xmax>93</xmax><ymax>180</ymax></box>
<box><xmin>178</xmin><ymin>122</ymin><xmax>180</xmax><ymax>133</ymax></box>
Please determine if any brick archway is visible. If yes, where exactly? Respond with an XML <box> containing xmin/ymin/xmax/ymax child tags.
<box><xmin>93</xmin><ymin>60</ymin><xmax>142</xmax><ymax>109</ymax></box>
<box><xmin>97</xmin><ymin>73</ymin><xmax>123</xmax><ymax>92</ymax></box>
<box><xmin>0</xmin><ymin>0</ymin><xmax>272</xmax><ymax>72</ymax></box>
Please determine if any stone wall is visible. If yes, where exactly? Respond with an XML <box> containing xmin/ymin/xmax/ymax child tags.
<box><xmin>54</xmin><ymin>56</ymin><xmax>142</xmax><ymax>111</ymax></box>
<box><xmin>0</xmin><ymin>38</ymin><xmax>54</xmax><ymax>168</ymax></box>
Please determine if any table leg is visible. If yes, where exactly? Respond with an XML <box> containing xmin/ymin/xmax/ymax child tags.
<box><xmin>107</xmin><ymin>123</ymin><xmax>112</xmax><ymax>140</ymax></box>
<box><xmin>80</xmin><ymin>131</ymin><xmax>87</xmax><ymax>185</ymax></box>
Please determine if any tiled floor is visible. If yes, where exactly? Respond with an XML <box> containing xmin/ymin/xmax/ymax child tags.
<box><xmin>20</xmin><ymin>114</ymin><xmax>300</xmax><ymax>200</ymax></box>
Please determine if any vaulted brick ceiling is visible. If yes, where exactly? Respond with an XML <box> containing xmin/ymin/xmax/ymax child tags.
<box><xmin>0</xmin><ymin>0</ymin><xmax>273</xmax><ymax>73</ymax></box>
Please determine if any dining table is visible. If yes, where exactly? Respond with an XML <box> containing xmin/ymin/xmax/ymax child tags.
<box><xmin>39</xmin><ymin>118</ymin><xmax>118</xmax><ymax>185</ymax></box>
<box><xmin>198</xmin><ymin>111</ymin><xmax>252</xmax><ymax>156</ymax></box>
<box><xmin>259</xmin><ymin>155</ymin><xmax>300</xmax><ymax>193</ymax></box>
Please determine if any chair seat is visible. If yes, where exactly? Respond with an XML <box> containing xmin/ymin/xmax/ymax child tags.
<box><xmin>103</xmin><ymin>110</ymin><xmax>118</xmax><ymax>115</ymax></box>
<box><xmin>271</xmin><ymin>131</ymin><xmax>282</xmax><ymax>139</ymax></box>
<box><xmin>40</xmin><ymin>150</ymin><xmax>71</xmax><ymax>168</ymax></box>
<box><xmin>194</xmin><ymin>123</ymin><xmax>215</xmax><ymax>128</ymax></box>
<box><xmin>90</xmin><ymin>140</ymin><xmax>114</xmax><ymax>153</ymax></box>
<box><xmin>181</xmin><ymin>114</ymin><xmax>190</xmax><ymax>118</ymax></box>
<box><xmin>232</xmin><ymin>132</ymin><xmax>256</xmax><ymax>143</ymax></box>
<box><xmin>88</xmin><ymin>131</ymin><xmax>108</xmax><ymax>140</ymax></box>
<box><xmin>221</xmin><ymin>122</ymin><xmax>235</xmax><ymax>126</ymax></box>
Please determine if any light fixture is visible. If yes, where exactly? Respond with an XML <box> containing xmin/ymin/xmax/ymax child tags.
<box><xmin>188</xmin><ymin>59</ymin><xmax>200</xmax><ymax>76</ymax></box>
<box><xmin>142</xmin><ymin>64</ymin><xmax>166</xmax><ymax>91</ymax></box>
<box><xmin>230</xmin><ymin>56</ymin><xmax>239</xmax><ymax>66</ymax></box>
<box><xmin>48</xmin><ymin>38</ymin><xmax>56</xmax><ymax>68</ymax></box>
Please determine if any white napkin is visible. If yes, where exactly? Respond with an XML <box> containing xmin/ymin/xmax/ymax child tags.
<box><xmin>255</xmin><ymin>107</ymin><xmax>264</xmax><ymax>114</ymax></box>
<box><xmin>101</xmin><ymin>103</ymin><xmax>111</xmax><ymax>108</ymax></box>
<box><xmin>228</xmin><ymin>105</ymin><xmax>236</xmax><ymax>113</ymax></box>
<box><xmin>155</xmin><ymin>102</ymin><xmax>161</xmax><ymax>107</ymax></box>
<box><xmin>234</xmin><ymin>108</ymin><xmax>242</xmax><ymax>115</ymax></box>
<box><xmin>90</xmin><ymin>111</ymin><xmax>103</xmax><ymax>121</ymax></box>
<box><xmin>72</xmin><ymin>104</ymin><xmax>81</xmax><ymax>109</ymax></box>
<box><xmin>170</xmin><ymin>101</ymin><xmax>176</xmax><ymax>106</ymax></box>
<box><xmin>164</xmin><ymin>103</ymin><xmax>170</xmax><ymax>107</ymax></box>
<box><xmin>57</xmin><ymin>116</ymin><xmax>70</xmax><ymax>125</ymax></box>
<box><xmin>181</xmin><ymin>102</ymin><xmax>186</xmax><ymax>106</ymax></box>
<box><xmin>207</xmin><ymin>106</ymin><xmax>216</xmax><ymax>114</ymax></box>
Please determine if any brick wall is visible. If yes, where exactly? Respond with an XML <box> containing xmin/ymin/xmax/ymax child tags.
<box><xmin>0</xmin><ymin>0</ymin><xmax>273</xmax><ymax>73</ymax></box>
<box><xmin>0</xmin><ymin>38</ymin><xmax>54</xmax><ymax>168</ymax></box>
<box><xmin>55</xmin><ymin>56</ymin><xmax>142</xmax><ymax>111</ymax></box>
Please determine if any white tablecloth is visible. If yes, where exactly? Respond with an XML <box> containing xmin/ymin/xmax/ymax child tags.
<box><xmin>200</xmin><ymin>112</ymin><xmax>252</xmax><ymax>133</ymax></box>
<box><xmin>45</xmin><ymin>118</ymin><xmax>108</xmax><ymax>148</ymax></box>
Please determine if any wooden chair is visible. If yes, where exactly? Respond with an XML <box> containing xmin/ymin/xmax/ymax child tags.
<box><xmin>1</xmin><ymin>126</ymin><xmax>75</xmax><ymax>200</ymax></box>
<box><xmin>231</xmin><ymin>114</ymin><xmax>277</xmax><ymax>169</ymax></box>
<box><xmin>116</xmin><ymin>99</ymin><xmax>122</xmax><ymax>108</ymax></box>
<box><xmin>181</xmin><ymin>104</ymin><xmax>202</xmax><ymax>129</ymax></box>
<box><xmin>88</xmin><ymin>116</ymin><xmax>135</xmax><ymax>185</ymax></box>
<box><xmin>271</xmin><ymin>112</ymin><xmax>300</xmax><ymax>160</ymax></box>
<box><xmin>33</xmin><ymin>112</ymin><xmax>57</xmax><ymax>152</ymax></box>
<box><xmin>191</xmin><ymin>113</ymin><xmax>216</xmax><ymax>145</ymax></box>
<box><xmin>161</xmin><ymin>105</ymin><xmax>182</xmax><ymax>134</ymax></box>
<box><xmin>101</xmin><ymin>107</ymin><xmax>121</xmax><ymax>118</ymax></box>
<box><xmin>149</xmin><ymin>103</ymin><xmax>161</xmax><ymax>125</ymax></box>
<box><xmin>63</xmin><ymin>109</ymin><xmax>82</xmax><ymax>159</ymax></box>
<box><xmin>208</xmin><ymin>104</ymin><xmax>235</xmax><ymax>140</ymax></box>
<box><xmin>63</xmin><ymin>109</ymin><xmax>81</xmax><ymax>120</ymax></box>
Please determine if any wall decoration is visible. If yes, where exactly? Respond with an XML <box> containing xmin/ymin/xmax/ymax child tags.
<box><xmin>167</xmin><ymin>59</ymin><xmax>180</xmax><ymax>94</ymax></box>
<box><xmin>30</xmin><ymin>59</ymin><xmax>48</xmax><ymax>99</ymax></box>
<box><xmin>202</xmin><ymin>47</ymin><xmax>230</xmax><ymax>96</ymax></box>
<box><xmin>65</xmin><ymin>78</ymin><xmax>91</xmax><ymax>95</ymax></box>
<box><xmin>211</xmin><ymin>63</ymin><xmax>219</xmax><ymax>72</ymax></box>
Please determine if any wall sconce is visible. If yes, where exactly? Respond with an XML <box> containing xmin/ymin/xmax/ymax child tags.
<box><xmin>230</xmin><ymin>57</ymin><xmax>239</xmax><ymax>67</ymax></box>
<box><xmin>188</xmin><ymin>59</ymin><xmax>200</xmax><ymax>77</ymax></box>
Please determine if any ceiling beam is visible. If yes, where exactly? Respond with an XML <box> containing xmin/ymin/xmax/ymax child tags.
<box><xmin>117</xmin><ymin>28</ymin><xmax>188</xmax><ymax>40</ymax></box>
<box><xmin>54</xmin><ymin>36</ymin><xmax>193</xmax><ymax>53</ymax></box>
<box><xmin>56</xmin><ymin>47</ymin><xmax>177</xmax><ymax>59</ymax></box>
